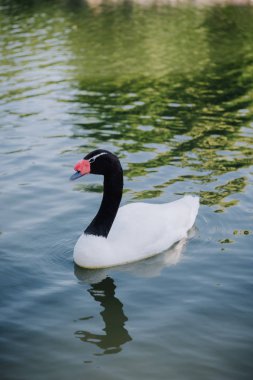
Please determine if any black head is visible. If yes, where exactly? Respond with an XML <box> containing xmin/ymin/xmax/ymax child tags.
<box><xmin>70</xmin><ymin>149</ymin><xmax>122</xmax><ymax>180</ymax></box>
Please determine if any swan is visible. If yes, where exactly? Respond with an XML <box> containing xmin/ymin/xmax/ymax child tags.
<box><xmin>70</xmin><ymin>149</ymin><xmax>199</xmax><ymax>269</ymax></box>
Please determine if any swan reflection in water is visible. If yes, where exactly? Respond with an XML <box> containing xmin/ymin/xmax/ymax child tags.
<box><xmin>74</xmin><ymin>236</ymin><xmax>188</xmax><ymax>355</ymax></box>
<box><xmin>74</xmin><ymin>273</ymin><xmax>132</xmax><ymax>355</ymax></box>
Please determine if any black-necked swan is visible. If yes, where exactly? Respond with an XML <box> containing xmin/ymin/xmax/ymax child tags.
<box><xmin>70</xmin><ymin>149</ymin><xmax>199</xmax><ymax>269</ymax></box>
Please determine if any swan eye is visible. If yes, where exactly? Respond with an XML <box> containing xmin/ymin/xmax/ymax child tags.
<box><xmin>88</xmin><ymin>152</ymin><xmax>108</xmax><ymax>164</ymax></box>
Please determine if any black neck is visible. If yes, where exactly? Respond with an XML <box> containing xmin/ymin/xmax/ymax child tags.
<box><xmin>84</xmin><ymin>168</ymin><xmax>123</xmax><ymax>238</ymax></box>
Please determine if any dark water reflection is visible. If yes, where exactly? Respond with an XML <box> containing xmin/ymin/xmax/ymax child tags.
<box><xmin>73</xmin><ymin>238</ymin><xmax>186</xmax><ymax>357</ymax></box>
<box><xmin>74</xmin><ymin>274</ymin><xmax>132</xmax><ymax>355</ymax></box>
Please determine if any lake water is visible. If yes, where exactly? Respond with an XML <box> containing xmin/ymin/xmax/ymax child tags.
<box><xmin>0</xmin><ymin>1</ymin><xmax>253</xmax><ymax>379</ymax></box>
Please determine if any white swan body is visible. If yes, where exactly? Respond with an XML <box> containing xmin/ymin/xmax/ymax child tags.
<box><xmin>74</xmin><ymin>195</ymin><xmax>199</xmax><ymax>269</ymax></box>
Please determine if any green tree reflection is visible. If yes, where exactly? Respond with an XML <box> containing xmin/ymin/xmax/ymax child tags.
<box><xmin>1</xmin><ymin>0</ymin><xmax>252</xmax><ymax>209</ymax></box>
<box><xmin>68</xmin><ymin>4</ymin><xmax>253</xmax><ymax>207</ymax></box>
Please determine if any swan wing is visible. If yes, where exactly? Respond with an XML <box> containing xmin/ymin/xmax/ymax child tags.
<box><xmin>109</xmin><ymin>195</ymin><xmax>199</xmax><ymax>256</ymax></box>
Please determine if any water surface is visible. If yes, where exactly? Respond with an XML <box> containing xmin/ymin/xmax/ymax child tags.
<box><xmin>0</xmin><ymin>1</ymin><xmax>253</xmax><ymax>379</ymax></box>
